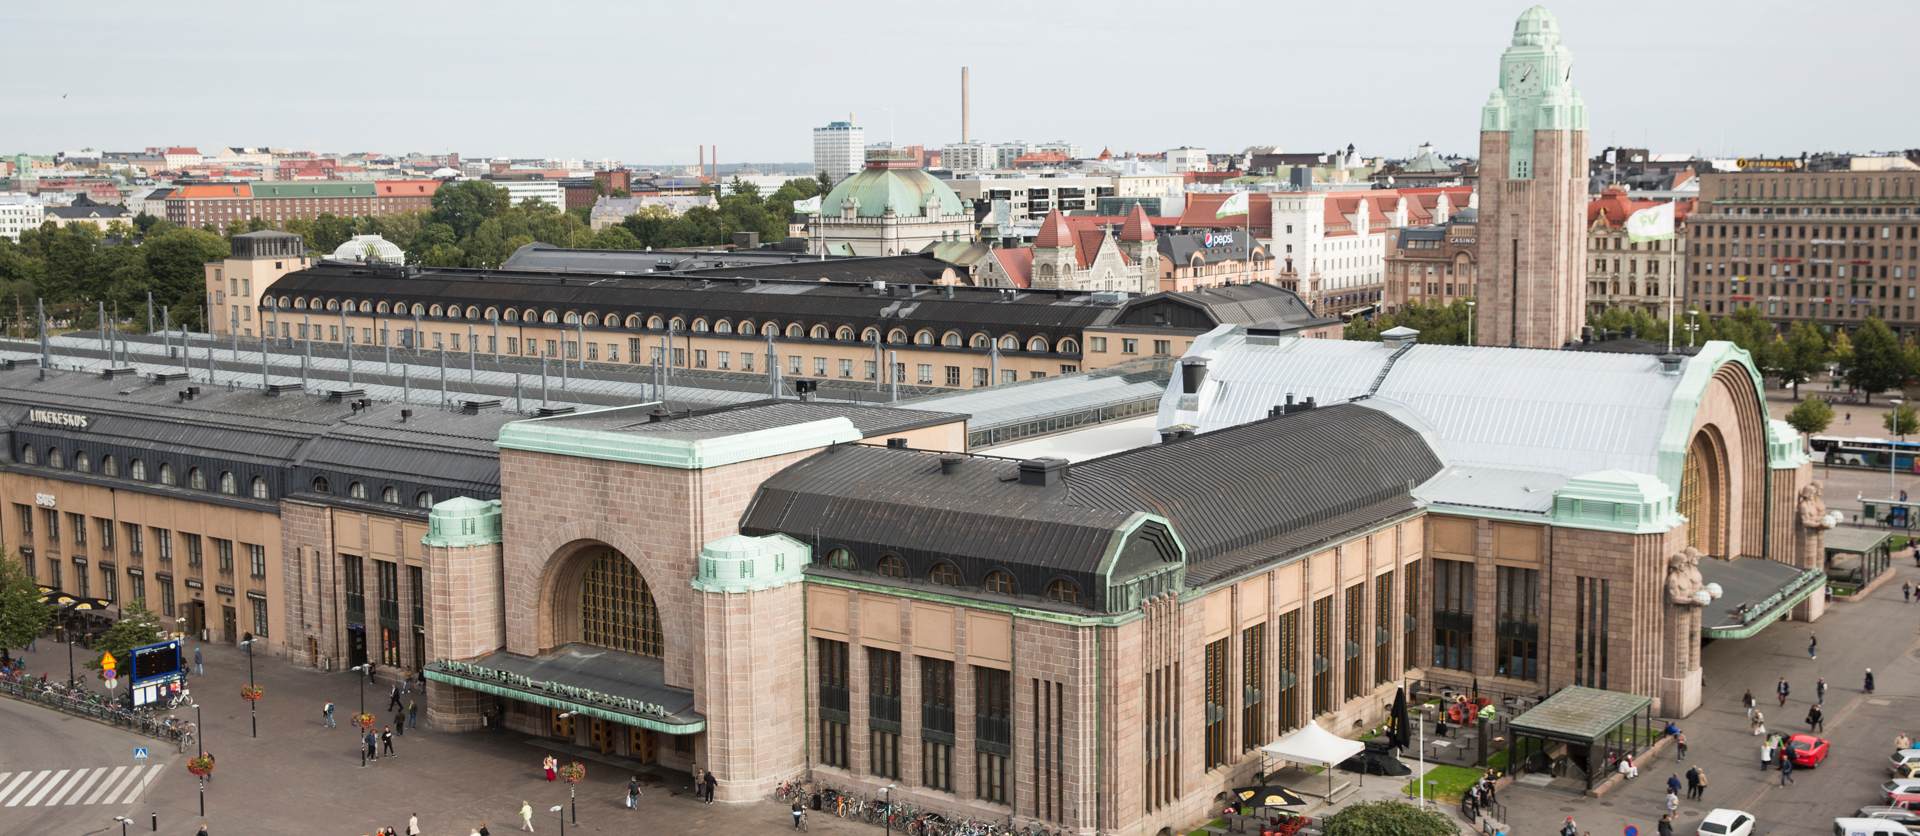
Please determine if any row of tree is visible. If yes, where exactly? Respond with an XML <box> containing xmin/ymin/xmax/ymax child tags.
<box><xmin>0</xmin><ymin>177</ymin><xmax>830</xmax><ymax>332</ymax></box>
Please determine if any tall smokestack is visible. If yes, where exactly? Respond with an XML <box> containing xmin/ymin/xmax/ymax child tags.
<box><xmin>962</xmin><ymin>66</ymin><xmax>971</xmax><ymax>143</ymax></box>
<box><xmin>711</xmin><ymin>145</ymin><xmax>717</xmax><ymax>181</ymax></box>
<box><xmin>698</xmin><ymin>145</ymin><xmax>705</xmax><ymax>177</ymax></box>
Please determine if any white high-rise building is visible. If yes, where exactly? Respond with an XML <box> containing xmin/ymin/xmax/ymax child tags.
<box><xmin>941</xmin><ymin>142</ymin><xmax>990</xmax><ymax>172</ymax></box>
<box><xmin>812</xmin><ymin>120</ymin><xmax>864</xmax><ymax>182</ymax></box>
<box><xmin>0</xmin><ymin>194</ymin><xmax>44</xmax><ymax>242</ymax></box>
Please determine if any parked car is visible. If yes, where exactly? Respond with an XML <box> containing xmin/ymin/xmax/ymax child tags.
<box><xmin>1699</xmin><ymin>808</ymin><xmax>1754</xmax><ymax>836</ymax></box>
<box><xmin>1892</xmin><ymin>749</ymin><xmax>1920</xmax><ymax>777</ymax></box>
<box><xmin>1886</xmin><ymin>789</ymin><xmax>1920</xmax><ymax>811</ymax></box>
<box><xmin>1835</xmin><ymin>818</ymin><xmax>1915</xmax><ymax>836</ymax></box>
<box><xmin>1788</xmin><ymin>733</ymin><xmax>1832</xmax><ymax>768</ymax></box>
<box><xmin>1887</xmin><ymin>779</ymin><xmax>1920</xmax><ymax>798</ymax></box>
<box><xmin>1896</xmin><ymin>763</ymin><xmax>1920</xmax><ymax>781</ymax></box>
<box><xmin>1858</xmin><ymin>807</ymin><xmax>1920</xmax><ymax>827</ymax></box>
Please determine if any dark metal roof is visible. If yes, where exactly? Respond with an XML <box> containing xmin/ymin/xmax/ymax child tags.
<box><xmin>265</xmin><ymin>261</ymin><xmax>1129</xmax><ymax>335</ymax></box>
<box><xmin>1109</xmin><ymin>283</ymin><xmax>1335</xmax><ymax>332</ymax></box>
<box><xmin>743</xmin><ymin>402</ymin><xmax>1441</xmax><ymax>595</ymax></box>
<box><xmin>536</xmin><ymin>399</ymin><xmax>964</xmax><ymax>441</ymax></box>
<box><xmin>501</xmin><ymin>243</ymin><xmax>844</xmax><ymax>274</ymax></box>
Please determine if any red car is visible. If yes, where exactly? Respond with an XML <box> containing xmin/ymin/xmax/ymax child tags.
<box><xmin>1786</xmin><ymin>733</ymin><xmax>1830</xmax><ymax>767</ymax></box>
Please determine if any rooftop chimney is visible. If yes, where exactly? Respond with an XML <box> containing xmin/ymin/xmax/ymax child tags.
<box><xmin>793</xmin><ymin>379</ymin><xmax>819</xmax><ymax>402</ymax></box>
<box><xmin>886</xmin><ymin>437</ymin><xmax>909</xmax><ymax>449</ymax></box>
<box><xmin>939</xmin><ymin>456</ymin><xmax>963</xmax><ymax>475</ymax></box>
<box><xmin>1180</xmin><ymin>357</ymin><xmax>1209</xmax><ymax>394</ymax></box>
<box><xmin>1016</xmin><ymin>457</ymin><xmax>1067</xmax><ymax>487</ymax></box>
<box><xmin>400</xmin><ymin>408</ymin><xmax>413</xmax><ymax>422</ymax></box>
<box><xmin>1658</xmin><ymin>353</ymin><xmax>1684</xmax><ymax>375</ymax></box>
<box><xmin>648</xmin><ymin>406</ymin><xmax>671</xmax><ymax>423</ymax></box>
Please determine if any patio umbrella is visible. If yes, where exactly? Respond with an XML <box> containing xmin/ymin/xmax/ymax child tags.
<box><xmin>1231</xmin><ymin>784</ymin><xmax>1306</xmax><ymax>808</ymax></box>
<box><xmin>1388</xmin><ymin>687</ymin><xmax>1410</xmax><ymax>750</ymax></box>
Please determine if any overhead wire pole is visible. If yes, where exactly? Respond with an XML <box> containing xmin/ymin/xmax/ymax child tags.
<box><xmin>468</xmin><ymin>323</ymin><xmax>477</xmax><ymax>385</ymax></box>
<box><xmin>35</xmin><ymin>298</ymin><xmax>48</xmax><ymax>380</ymax></box>
<box><xmin>343</xmin><ymin>309</ymin><xmax>355</xmax><ymax>389</ymax></box>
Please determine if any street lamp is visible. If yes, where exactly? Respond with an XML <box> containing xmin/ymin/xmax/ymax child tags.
<box><xmin>114</xmin><ymin>815</ymin><xmax>132</xmax><ymax>836</ymax></box>
<box><xmin>551</xmin><ymin>804</ymin><xmax>565</xmax><ymax>836</ymax></box>
<box><xmin>189</xmin><ymin>702</ymin><xmax>204</xmax><ymax>816</ymax></box>
<box><xmin>239</xmin><ymin>635</ymin><xmax>257</xmax><ymax>738</ymax></box>
<box><xmin>351</xmin><ymin>664</ymin><xmax>370</xmax><ymax>716</ymax></box>
<box><xmin>1464</xmin><ymin>300</ymin><xmax>1475</xmax><ymax>346</ymax></box>
<box><xmin>1891</xmin><ymin>398</ymin><xmax>1906</xmax><ymax>505</ymax></box>
<box><xmin>557</xmin><ymin>712</ymin><xmax>579</xmax><ymax>823</ymax></box>
<box><xmin>1685</xmin><ymin>308</ymin><xmax>1701</xmax><ymax>348</ymax></box>
<box><xmin>1415</xmin><ymin>704</ymin><xmax>1431</xmax><ymax>809</ymax></box>
<box><xmin>881</xmin><ymin>784</ymin><xmax>896</xmax><ymax>836</ymax></box>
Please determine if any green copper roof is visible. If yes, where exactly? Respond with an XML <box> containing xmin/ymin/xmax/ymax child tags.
<box><xmin>497</xmin><ymin>411</ymin><xmax>861</xmax><ymax>469</ymax></box>
<box><xmin>1550</xmin><ymin>470</ymin><xmax>1684</xmax><ymax>534</ymax></box>
<box><xmin>692</xmin><ymin>533</ymin><xmax>809</xmax><ymax>593</ymax></box>
<box><xmin>822</xmin><ymin>166</ymin><xmax>964</xmax><ymax>219</ymax></box>
<box><xmin>251</xmin><ymin>180</ymin><xmax>377</xmax><ymax>198</ymax></box>
<box><xmin>423</xmin><ymin>496</ymin><xmax>503</xmax><ymax>547</ymax></box>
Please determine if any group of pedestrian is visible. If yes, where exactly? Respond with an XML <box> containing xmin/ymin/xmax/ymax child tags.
<box><xmin>362</xmin><ymin>814</ymin><xmax>421</xmax><ymax>836</ymax></box>
<box><xmin>363</xmin><ymin>726</ymin><xmax>397</xmax><ymax>762</ymax></box>
<box><xmin>1681</xmin><ymin>765</ymin><xmax>1709</xmax><ymax>800</ymax></box>
<box><xmin>1462</xmin><ymin>769</ymin><xmax>1499</xmax><ymax>820</ymax></box>
<box><xmin>690</xmin><ymin>764</ymin><xmax>717</xmax><ymax>803</ymax></box>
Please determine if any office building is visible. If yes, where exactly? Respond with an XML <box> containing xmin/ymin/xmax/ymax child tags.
<box><xmin>814</xmin><ymin>120</ymin><xmax>865</xmax><ymax>182</ymax></box>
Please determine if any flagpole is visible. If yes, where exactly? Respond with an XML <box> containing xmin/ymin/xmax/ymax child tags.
<box><xmin>1665</xmin><ymin>201</ymin><xmax>1676</xmax><ymax>354</ymax></box>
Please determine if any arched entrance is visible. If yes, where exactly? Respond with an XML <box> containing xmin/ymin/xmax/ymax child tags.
<box><xmin>548</xmin><ymin>544</ymin><xmax>664</xmax><ymax>658</ymax></box>
<box><xmin>1679</xmin><ymin>426</ymin><xmax>1730</xmax><ymax>558</ymax></box>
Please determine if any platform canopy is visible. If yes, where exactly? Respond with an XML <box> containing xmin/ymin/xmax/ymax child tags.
<box><xmin>1261</xmin><ymin>721</ymin><xmax>1365</xmax><ymax>768</ymax></box>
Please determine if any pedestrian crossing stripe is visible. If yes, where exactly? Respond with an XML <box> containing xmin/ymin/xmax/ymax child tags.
<box><xmin>0</xmin><ymin>766</ymin><xmax>166</xmax><ymax>808</ymax></box>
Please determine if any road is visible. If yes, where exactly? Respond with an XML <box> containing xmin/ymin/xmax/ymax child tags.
<box><xmin>0</xmin><ymin>694</ymin><xmax>176</xmax><ymax>835</ymax></box>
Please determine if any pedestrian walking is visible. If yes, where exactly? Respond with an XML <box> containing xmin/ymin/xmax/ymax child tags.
<box><xmin>1898</xmin><ymin>733</ymin><xmax>1913</xmax><ymax>751</ymax></box>
<box><xmin>1658</xmin><ymin>813</ymin><xmax>1675</xmax><ymax>836</ymax></box>
<box><xmin>1867</xmin><ymin>668</ymin><xmax>1877</xmax><ymax>694</ymax></box>
<box><xmin>196</xmin><ymin>825</ymin><xmax>209</xmax><ymax>836</ymax></box>
<box><xmin>626</xmin><ymin>776</ymin><xmax>640</xmax><ymax>809</ymax></box>
<box><xmin>479</xmin><ymin>823</ymin><xmax>490</xmax><ymax>836</ymax></box>
<box><xmin>1742</xmin><ymin>689</ymin><xmax>1755</xmax><ymax>720</ymax></box>
<box><xmin>1676</xmin><ymin>731</ymin><xmax>1689</xmax><ymax>760</ymax></box>
<box><xmin>1685</xmin><ymin>766</ymin><xmax>1700</xmax><ymax>799</ymax></box>
<box><xmin>408</xmin><ymin>814</ymin><xmax>421</xmax><ymax>836</ymax></box>
<box><xmin>324</xmin><ymin>701</ymin><xmax>336</xmax><ymax>728</ymax></box>
<box><xmin>407</xmin><ymin>699</ymin><xmax>418</xmax><ymax>730</ymax></box>
<box><xmin>543</xmin><ymin>755</ymin><xmax>557</xmax><ymax>782</ymax></box>
<box><xmin>1905</xmin><ymin>581</ymin><xmax>1912</xmax><ymax>602</ymax></box>
<box><xmin>389</xmin><ymin>683</ymin><xmax>403</xmax><ymax>711</ymax></box>
<box><xmin>1665</xmin><ymin>773</ymin><xmax>1681</xmax><ymax>797</ymax></box>
<box><xmin>1780</xmin><ymin>752</ymin><xmax>1795</xmax><ymax>785</ymax></box>
<box><xmin>365</xmin><ymin>730</ymin><xmax>379</xmax><ymax>762</ymax></box>
<box><xmin>1759</xmin><ymin>740</ymin><xmax>1771</xmax><ymax>771</ymax></box>
<box><xmin>1808</xmin><ymin>703</ymin><xmax>1825</xmax><ymax>732</ymax></box>
<box><xmin>703</xmin><ymin>770</ymin><xmax>717</xmax><ymax>804</ymax></box>
<box><xmin>1560</xmin><ymin>816</ymin><xmax>1578</xmax><ymax>836</ymax></box>
<box><xmin>1776</xmin><ymin>676</ymin><xmax>1790</xmax><ymax>706</ymax></box>
<box><xmin>792</xmin><ymin>798</ymin><xmax>807</xmax><ymax>830</ymax></box>
<box><xmin>382</xmin><ymin>726</ymin><xmax>395</xmax><ymax>756</ymax></box>
<box><xmin>1750</xmin><ymin>710</ymin><xmax>1766</xmax><ymax>737</ymax></box>
<box><xmin>194</xmin><ymin>645</ymin><xmax>204</xmax><ymax>676</ymax></box>
<box><xmin>1808</xmin><ymin>633</ymin><xmax>1817</xmax><ymax>660</ymax></box>
<box><xmin>691</xmin><ymin>764</ymin><xmax>704</xmax><ymax>799</ymax></box>
<box><xmin>1817</xmin><ymin>677</ymin><xmax>1827</xmax><ymax>703</ymax></box>
<box><xmin>1665</xmin><ymin>789</ymin><xmax>1678</xmax><ymax>815</ymax></box>
<box><xmin>394</xmin><ymin>710</ymin><xmax>406</xmax><ymax>736</ymax></box>
<box><xmin>1696</xmin><ymin>767</ymin><xmax>1709</xmax><ymax>800</ymax></box>
<box><xmin>519</xmin><ymin>801</ymin><xmax>534</xmax><ymax>832</ymax></box>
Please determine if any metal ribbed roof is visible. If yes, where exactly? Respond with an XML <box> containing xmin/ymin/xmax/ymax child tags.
<box><xmin>905</xmin><ymin>360</ymin><xmax>1170</xmax><ymax>432</ymax></box>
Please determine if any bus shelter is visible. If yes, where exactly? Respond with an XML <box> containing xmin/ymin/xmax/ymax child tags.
<box><xmin>1824</xmin><ymin>526</ymin><xmax>1892</xmax><ymax>587</ymax></box>
<box><xmin>1505</xmin><ymin>686</ymin><xmax>1654</xmax><ymax>792</ymax></box>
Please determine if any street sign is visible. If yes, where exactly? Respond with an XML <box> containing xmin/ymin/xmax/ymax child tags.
<box><xmin>133</xmin><ymin>747</ymin><xmax>149</xmax><ymax>762</ymax></box>
<box><xmin>100</xmin><ymin>651</ymin><xmax>117</xmax><ymax>672</ymax></box>
<box><xmin>104</xmin><ymin>669</ymin><xmax>118</xmax><ymax>689</ymax></box>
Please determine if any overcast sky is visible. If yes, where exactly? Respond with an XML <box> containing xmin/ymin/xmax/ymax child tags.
<box><xmin>4</xmin><ymin>0</ymin><xmax>1914</xmax><ymax>166</ymax></box>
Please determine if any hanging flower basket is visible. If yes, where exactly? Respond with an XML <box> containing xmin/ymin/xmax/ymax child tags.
<box><xmin>186</xmin><ymin>754</ymin><xmax>215</xmax><ymax>777</ymax></box>
<box><xmin>240</xmin><ymin>685</ymin><xmax>264</xmax><ymax>702</ymax></box>
<box><xmin>558</xmin><ymin>761</ymin><xmax>586</xmax><ymax>785</ymax></box>
<box><xmin>353</xmin><ymin>712</ymin><xmax>378</xmax><ymax>731</ymax></box>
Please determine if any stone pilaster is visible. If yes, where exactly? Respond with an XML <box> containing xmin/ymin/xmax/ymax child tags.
<box><xmin>692</xmin><ymin>533</ymin><xmax>810</xmax><ymax>802</ymax></box>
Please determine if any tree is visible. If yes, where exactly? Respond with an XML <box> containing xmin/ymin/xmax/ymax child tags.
<box><xmin>0</xmin><ymin>554</ymin><xmax>50</xmax><ymax>652</ymax></box>
<box><xmin>1318</xmin><ymin>800</ymin><xmax>1457</xmax><ymax>836</ymax></box>
<box><xmin>1343</xmin><ymin>300</ymin><xmax>1473</xmax><ymax>346</ymax></box>
<box><xmin>1785</xmin><ymin>397</ymin><xmax>1835</xmax><ymax>436</ymax></box>
<box><xmin>1829</xmin><ymin>328</ymin><xmax>1854</xmax><ymax>373</ymax></box>
<box><xmin>816</xmin><ymin>172</ymin><xmax>833</xmax><ymax>194</ymax></box>
<box><xmin>1887</xmin><ymin>402</ymin><xmax>1920</xmax><ymax>437</ymax></box>
<box><xmin>429</xmin><ymin>180</ymin><xmax>511</xmax><ymax>240</ymax></box>
<box><xmin>589</xmin><ymin>226</ymin><xmax>642</xmax><ymax>250</ymax></box>
<box><xmin>1775</xmin><ymin>321</ymin><xmax>1829</xmax><ymax>398</ymax></box>
<box><xmin>85</xmin><ymin>598</ymin><xmax>162</xmax><ymax>673</ymax></box>
<box><xmin>767</xmin><ymin>178</ymin><xmax>823</xmax><ymax>211</ymax></box>
<box><xmin>1845</xmin><ymin>317</ymin><xmax>1908</xmax><ymax>403</ymax></box>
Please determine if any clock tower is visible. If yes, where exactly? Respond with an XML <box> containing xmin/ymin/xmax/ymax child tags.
<box><xmin>1474</xmin><ymin>5</ymin><xmax>1588</xmax><ymax>348</ymax></box>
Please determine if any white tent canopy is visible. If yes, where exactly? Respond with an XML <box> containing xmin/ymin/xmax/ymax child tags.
<box><xmin>1261</xmin><ymin>721</ymin><xmax>1365</xmax><ymax>767</ymax></box>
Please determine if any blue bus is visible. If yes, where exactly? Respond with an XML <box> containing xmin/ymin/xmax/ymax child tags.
<box><xmin>1809</xmin><ymin>435</ymin><xmax>1920</xmax><ymax>470</ymax></box>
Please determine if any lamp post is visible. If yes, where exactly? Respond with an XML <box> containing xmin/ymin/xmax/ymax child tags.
<box><xmin>557</xmin><ymin>712</ymin><xmax>580</xmax><ymax>824</ymax></box>
<box><xmin>115</xmin><ymin>815</ymin><xmax>131</xmax><ymax>836</ymax></box>
<box><xmin>881</xmin><ymin>784</ymin><xmax>895</xmax><ymax>836</ymax></box>
<box><xmin>1891</xmin><ymin>398</ymin><xmax>1906</xmax><ymax>505</ymax></box>
<box><xmin>352</xmin><ymin>664</ymin><xmax>369</xmax><ymax>716</ymax></box>
<box><xmin>1464</xmin><ymin>300</ymin><xmax>1475</xmax><ymax>346</ymax></box>
<box><xmin>66</xmin><ymin>630</ymin><xmax>75</xmax><ymax>688</ymax></box>
<box><xmin>551</xmin><ymin>804</ymin><xmax>565</xmax><ymax>836</ymax></box>
<box><xmin>1685</xmin><ymin>308</ymin><xmax>1700</xmax><ymax>348</ymax></box>
<box><xmin>189</xmin><ymin>702</ymin><xmax>204</xmax><ymax>816</ymax></box>
<box><xmin>240</xmin><ymin>635</ymin><xmax>257</xmax><ymax>738</ymax></box>
<box><xmin>1416</xmin><ymin>703</ymin><xmax>1431</xmax><ymax>809</ymax></box>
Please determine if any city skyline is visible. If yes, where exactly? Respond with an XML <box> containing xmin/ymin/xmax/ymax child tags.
<box><xmin>3</xmin><ymin>0</ymin><xmax>1914</xmax><ymax>164</ymax></box>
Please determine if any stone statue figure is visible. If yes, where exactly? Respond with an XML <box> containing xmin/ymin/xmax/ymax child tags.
<box><xmin>1796</xmin><ymin>483</ymin><xmax>1836</xmax><ymax>568</ymax></box>
<box><xmin>1666</xmin><ymin>546</ymin><xmax>1706</xmax><ymax>606</ymax></box>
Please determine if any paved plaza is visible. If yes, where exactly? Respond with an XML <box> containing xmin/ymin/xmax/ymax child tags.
<box><xmin>0</xmin><ymin>642</ymin><xmax>867</xmax><ymax>835</ymax></box>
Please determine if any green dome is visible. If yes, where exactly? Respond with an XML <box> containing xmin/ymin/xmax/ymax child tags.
<box><xmin>823</xmin><ymin>163</ymin><xmax>965</xmax><ymax>219</ymax></box>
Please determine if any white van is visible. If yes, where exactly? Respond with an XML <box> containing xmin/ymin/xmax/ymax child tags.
<box><xmin>1836</xmin><ymin>817</ymin><xmax>1915</xmax><ymax>836</ymax></box>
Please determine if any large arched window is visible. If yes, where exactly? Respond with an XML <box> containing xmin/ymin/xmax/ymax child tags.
<box><xmin>382</xmin><ymin>486</ymin><xmax>399</xmax><ymax>504</ymax></box>
<box><xmin>415</xmin><ymin>491</ymin><xmax>434</xmax><ymax>509</ymax></box>
<box><xmin>218</xmin><ymin>471</ymin><xmax>237</xmax><ymax>495</ymax></box>
<box><xmin>251</xmin><ymin>477</ymin><xmax>270</xmax><ymax>500</ymax></box>
<box><xmin>47</xmin><ymin>447</ymin><xmax>63</xmax><ymax>469</ymax></box>
<box><xmin>187</xmin><ymin>467</ymin><xmax>206</xmax><ymax>490</ymax></box>
<box><xmin>100</xmin><ymin>454</ymin><xmax>117</xmax><ymax>477</ymax></box>
<box><xmin>1045</xmin><ymin>578</ymin><xmax>1081</xmax><ymax>605</ymax></box>
<box><xmin>1679</xmin><ymin>427</ymin><xmax>1729</xmax><ymax>558</ymax></box>
<box><xmin>18</xmin><ymin>446</ymin><xmax>34</xmax><ymax>465</ymax></box>
<box><xmin>928</xmin><ymin>561</ymin><xmax>963</xmax><ymax>587</ymax></box>
<box><xmin>824</xmin><ymin>548</ymin><xmax>856</xmax><ymax>570</ymax></box>
<box><xmin>349</xmin><ymin>481</ymin><xmax>367</xmax><ymax>500</ymax></box>
<box><xmin>876</xmin><ymin>554</ymin><xmax>907</xmax><ymax>578</ymax></box>
<box><xmin>72</xmin><ymin>451</ymin><xmax>91</xmax><ymax>473</ymax></box>
<box><xmin>982</xmin><ymin>570</ymin><xmax>1016</xmax><ymax>595</ymax></box>
<box><xmin>580</xmin><ymin>549</ymin><xmax>664</xmax><ymax>657</ymax></box>
<box><xmin>157</xmin><ymin>463</ymin><xmax>175</xmax><ymax>485</ymax></box>
<box><xmin>311</xmin><ymin>476</ymin><xmax>331</xmax><ymax>494</ymax></box>
<box><xmin>130</xmin><ymin>458</ymin><xmax>146</xmax><ymax>481</ymax></box>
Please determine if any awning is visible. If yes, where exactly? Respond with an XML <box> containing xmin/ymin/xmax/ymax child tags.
<box><xmin>426</xmin><ymin>643</ymin><xmax>705</xmax><ymax>734</ymax></box>
<box><xmin>1260</xmin><ymin>721</ymin><xmax>1365</xmax><ymax>768</ymax></box>
<box><xmin>1509</xmin><ymin>686</ymin><xmax>1651</xmax><ymax>745</ymax></box>
<box><xmin>1697</xmin><ymin>557</ymin><xmax>1826</xmax><ymax>639</ymax></box>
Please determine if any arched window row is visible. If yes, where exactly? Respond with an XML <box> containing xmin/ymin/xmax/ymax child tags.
<box><xmin>267</xmin><ymin>299</ymin><xmax>1076</xmax><ymax>353</ymax></box>
<box><xmin>13</xmin><ymin>442</ymin><xmax>448</xmax><ymax>510</ymax></box>
<box><xmin>813</xmin><ymin>546</ymin><xmax>1082</xmax><ymax>603</ymax></box>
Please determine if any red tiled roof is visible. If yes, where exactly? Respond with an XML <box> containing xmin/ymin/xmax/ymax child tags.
<box><xmin>1587</xmin><ymin>186</ymin><xmax>1696</xmax><ymax>227</ymax></box>
<box><xmin>164</xmin><ymin>146</ymin><xmax>200</xmax><ymax>155</ymax></box>
<box><xmin>376</xmin><ymin>180</ymin><xmax>441</xmax><ymax>197</ymax></box>
<box><xmin>1035</xmin><ymin>210</ymin><xmax>1073</xmax><ymax>249</ymax></box>
<box><xmin>992</xmin><ymin>247</ymin><xmax>1033</xmax><ymax>288</ymax></box>
<box><xmin>1074</xmin><ymin>229</ymin><xmax>1105</xmax><ymax>269</ymax></box>
<box><xmin>1011</xmin><ymin>152</ymin><xmax>1070</xmax><ymax>168</ymax></box>
<box><xmin>170</xmin><ymin>183</ymin><xmax>251</xmax><ymax>199</ymax></box>
<box><xmin>1177</xmin><ymin>193</ymin><xmax>1272</xmax><ymax>233</ymax></box>
<box><xmin>1120</xmin><ymin>205</ymin><xmax>1155</xmax><ymax>242</ymax></box>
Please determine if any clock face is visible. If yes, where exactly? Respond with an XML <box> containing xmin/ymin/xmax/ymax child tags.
<box><xmin>1510</xmin><ymin>62</ymin><xmax>1542</xmax><ymax>96</ymax></box>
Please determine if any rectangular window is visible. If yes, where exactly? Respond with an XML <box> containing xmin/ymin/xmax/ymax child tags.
<box><xmin>507</xmin><ymin>337</ymin><xmax>519</xmax><ymax>354</ymax></box>
<box><xmin>43</xmin><ymin>509</ymin><xmax>59</xmax><ymax>543</ymax></box>
<box><xmin>124</xmin><ymin>523</ymin><xmax>143</xmax><ymax>558</ymax></box>
<box><xmin>377</xmin><ymin>559</ymin><xmax>400</xmax><ymax>666</ymax></box>
<box><xmin>693</xmin><ymin>349</ymin><xmax>707</xmax><ymax>368</ymax></box>
<box><xmin>1432</xmin><ymin>559</ymin><xmax>1474</xmax><ymax>672</ymax></box>
<box><xmin>1311</xmin><ymin>595</ymin><xmax>1332</xmax><ymax>715</ymax></box>
<box><xmin>916</xmin><ymin>363</ymin><xmax>932</xmax><ymax>384</ymax></box>
<box><xmin>1242</xmin><ymin>623</ymin><xmax>1265</xmax><ymax>752</ymax></box>
<box><xmin>1203</xmin><ymin>637</ymin><xmax>1229</xmax><ymax>768</ymax></box>
<box><xmin>921</xmin><ymin>657</ymin><xmax>955</xmax><ymax>792</ymax></box>
<box><xmin>214</xmin><ymin>538</ymin><xmax>234</xmax><ymax>574</ymax></box>
<box><xmin>1153</xmin><ymin>339</ymin><xmax>1171</xmax><ymax>355</ymax></box>
<box><xmin>410</xmin><ymin>565</ymin><xmax>425</xmax><ymax>669</ymax></box>
<box><xmin>184</xmin><ymin>534</ymin><xmax>202</xmax><ymax>568</ymax></box>
<box><xmin>248</xmin><ymin>544</ymin><xmax>266</xmax><ymax>579</ymax></box>
<box><xmin>1122</xmin><ymin>338</ymin><xmax>1138</xmax><ymax>354</ymax></box>
<box><xmin>14</xmin><ymin>504</ymin><xmax>31</xmax><ymax>539</ymax></box>
<box><xmin>945</xmin><ymin>365</ymin><xmax>960</xmax><ymax>387</ymax></box>
<box><xmin>973</xmin><ymin>368</ymin><xmax>988</xmax><ymax>387</ymax></box>
<box><xmin>814</xmin><ymin>357</ymin><xmax>827</xmax><ymax>376</ymax></box>
<box><xmin>68</xmin><ymin>513</ymin><xmax>85</xmax><ymax>547</ymax></box>
<box><xmin>1375</xmin><ymin>572</ymin><xmax>1393</xmax><ymax>686</ymax></box>
<box><xmin>1496</xmin><ymin>566</ymin><xmax>1540</xmax><ymax>681</ymax></box>
<box><xmin>1089</xmin><ymin>336</ymin><xmax>1108</xmax><ymax>352</ymax></box>
<box><xmin>838</xmin><ymin>358</ymin><xmax>853</xmax><ymax>378</ymax></box>
<box><xmin>586</xmin><ymin>342</ymin><xmax>598</xmax><ymax>361</ymax></box>
<box><xmin>128</xmin><ymin>571</ymin><xmax>144</xmax><ymax>607</ymax></box>
<box><xmin>1031</xmin><ymin>677</ymin><xmax>1065</xmax><ymax>823</ymax></box>
<box><xmin>1344</xmin><ymin>584</ymin><xmax>1365</xmax><ymax>701</ymax></box>
<box><xmin>1275</xmin><ymin>609</ymin><xmax>1300</xmax><ymax>735</ymax></box>
<box><xmin>817</xmin><ymin>639</ymin><xmax>849</xmax><ymax>768</ymax></box>
<box><xmin>789</xmin><ymin>355</ymin><xmax>803</xmax><ymax>375</ymax></box>
<box><xmin>975</xmin><ymin>666</ymin><xmax>1011</xmax><ymax>804</ymax></box>
<box><xmin>342</xmin><ymin>554</ymin><xmax>365</xmax><ymax>627</ymax></box>
<box><xmin>864</xmin><ymin>360</ymin><xmax>877</xmax><ymax>380</ymax></box>
<box><xmin>159</xmin><ymin>576</ymin><xmax>175</xmax><ymax>617</ymax></box>
<box><xmin>868</xmin><ymin>648</ymin><xmax>901</xmax><ymax>779</ymax></box>
<box><xmin>564</xmin><ymin>340</ymin><xmax>577</xmax><ymax>359</ymax></box>
<box><xmin>100</xmin><ymin>564</ymin><xmax>117</xmax><ymax>603</ymax></box>
<box><xmin>250</xmin><ymin>595</ymin><xmax>269</xmax><ymax>638</ymax></box>
<box><xmin>740</xmin><ymin>352</ymin><xmax>752</xmax><ymax>371</ymax></box>
<box><xmin>1574</xmin><ymin>576</ymin><xmax>1611</xmax><ymax>689</ymax></box>
<box><xmin>153</xmin><ymin>529</ymin><xmax>172</xmax><ymax>563</ymax></box>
